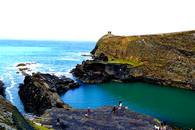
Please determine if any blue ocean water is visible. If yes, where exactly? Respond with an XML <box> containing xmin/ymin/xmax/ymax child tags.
<box><xmin>0</xmin><ymin>40</ymin><xmax>195</xmax><ymax>128</ymax></box>
<box><xmin>0</xmin><ymin>40</ymin><xmax>95</xmax><ymax>112</ymax></box>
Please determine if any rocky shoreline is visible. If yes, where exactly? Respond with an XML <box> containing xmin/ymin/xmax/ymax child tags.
<box><xmin>72</xmin><ymin>31</ymin><xmax>195</xmax><ymax>90</ymax></box>
<box><xmin>71</xmin><ymin>59</ymin><xmax>194</xmax><ymax>90</ymax></box>
<box><xmin>16</xmin><ymin>72</ymin><xmax>174</xmax><ymax>129</ymax></box>
<box><xmin>0</xmin><ymin>65</ymin><xmax>178</xmax><ymax>130</ymax></box>
<box><xmin>0</xmin><ymin>80</ymin><xmax>34</xmax><ymax>130</ymax></box>
<box><xmin>2</xmin><ymin>29</ymin><xmax>195</xmax><ymax>129</ymax></box>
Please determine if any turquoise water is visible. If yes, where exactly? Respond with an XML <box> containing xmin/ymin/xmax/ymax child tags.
<box><xmin>62</xmin><ymin>82</ymin><xmax>195</xmax><ymax>128</ymax></box>
<box><xmin>0</xmin><ymin>40</ymin><xmax>195</xmax><ymax>128</ymax></box>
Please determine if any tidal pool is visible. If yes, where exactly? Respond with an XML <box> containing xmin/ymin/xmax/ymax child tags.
<box><xmin>61</xmin><ymin>82</ymin><xmax>195</xmax><ymax>129</ymax></box>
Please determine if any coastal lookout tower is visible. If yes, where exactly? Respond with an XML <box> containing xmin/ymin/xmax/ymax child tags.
<box><xmin>108</xmin><ymin>31</ymin><xmax>112</xmax><ymax>35</ymax></box>
<box><xmin>101</xmin><ymin>31</ymin><xmax>113</xmax><ymax>40</ymax></box>
<box><xmin>107</xmin><ymin>31</ymin><xmax>113</xmax><ymax>37</ymax></box>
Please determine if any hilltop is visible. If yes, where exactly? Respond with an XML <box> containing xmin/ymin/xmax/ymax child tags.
<box><xmin>72</xmin><ymin>30</ymin><xmax>195</xmax><ymax>90</ymax></box>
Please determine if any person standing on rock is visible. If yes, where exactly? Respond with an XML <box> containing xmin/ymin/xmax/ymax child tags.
<box><xmin>112</xmin><ymin>106</ymin><xmax>117</xmax><ymax>113</ymax></box>
<box><xmin>118</xmin><ymin>101</ymin><xmax>122</xmax><ymax>109</ymax></box>
<box><xmin>56</xmin><ymin>118</ymin><xmax>60</xmax><ymax>126</ymax></box>
<box><xmin>85</xmin><ymin>107</ymin><xmax>91</xmax><ymax>117</ymax></box>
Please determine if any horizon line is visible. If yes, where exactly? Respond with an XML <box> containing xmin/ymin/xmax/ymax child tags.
<box><xmin>0</xmin><ymin>38</ymin><xmax>96</xmax><ymax>43</ymax></box>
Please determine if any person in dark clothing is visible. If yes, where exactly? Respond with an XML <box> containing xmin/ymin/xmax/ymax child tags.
<box><xmin>56</xmin><ymin>118</ymin><xmax>60</xmax><ymax>126</ymax></box>
<box><xmin>112</xmin><ymin>106</ymin><xmax>117</xmax><ymax>113</ymax></box>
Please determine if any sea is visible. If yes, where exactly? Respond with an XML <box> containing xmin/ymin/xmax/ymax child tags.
<box><xmin>0</xmin><ymin>40</ymin><xmax>195</xmax><ymax>129</ymax></box>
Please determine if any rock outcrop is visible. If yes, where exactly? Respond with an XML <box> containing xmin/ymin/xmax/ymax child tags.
<box><xmin>0</xmin><ymin>80</ymin><xmax>5</xmax><ymax>97</ymax></box>
<box><xmin>72</xmin><ymin>30</ymin><xmax>195</xmax><ymax>90</ymax></box>
<box><xmin>16</xmin><ymin>62</ymin><xmax>37</xmax><ymax>76</ymax></box>
<box><xmin>72</xmin><ymin>60</ymin><xmax>133</xmax><ymax>83</ymax></box>
<box><xmin>0</xmin><ymin>95</ymin><xmax>34</xmax><ymax>130</ymax></box>
<box><xmin>36</xmin><ymin>106</ymin><xmax>173</xmax><ymax>130</ymax></box>
<box><xmin>19</xmin><ymin>73</ymin><xmax>79</xmax><ymax>115</ymax></box>
<box><xmin>17</xmin><ymin>73</ymin><xmax>175</xmax><ymax>130</ymax></box>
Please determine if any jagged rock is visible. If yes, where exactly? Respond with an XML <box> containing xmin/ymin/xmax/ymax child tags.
<box><xmin>0</xmin><ymin>80</ymin><xmax>5</xmax><ymax>97</ymax></box>
<box><xmin>19</xmin><ymin>73</ymin><xmax>80</xmax><ymax>115</ymax></box>
<box><xmin>72</xmin><ymin>60</ymin><xmax>136</xmax><ymax>83</ymax></box>
<box><xmin>0</xmin><ymin>95</ymin><xmax>34</xmax><ymax>130</ymax></box>
<box><xmin>73</xmin><ymin>30</ymin><xmax>195</xmax><ymax>90</ymax></box>
<box><xmin>72</xmin><ymin>61</ymin><xmax>110</xmax><ymax>83</ymax></box>
<box><xmin>93</xmin><ymin>53</ymin><xmax>108</xmax><ymax>61</ymax></box>
<box><xmin>16</xmin><ymin>62</ymin><xmax>36</xmax><ymax>76</ymax></box>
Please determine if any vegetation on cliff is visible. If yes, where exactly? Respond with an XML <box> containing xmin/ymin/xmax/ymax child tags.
<box><xmin>0</xmin><ymin>95</ymin><xmax>34</xmax><ymax>130</ymax></box>
<box><xmin>87</xmin><ymin>30</ymin><xmax>195</xmax><ymax>90</ymax></box>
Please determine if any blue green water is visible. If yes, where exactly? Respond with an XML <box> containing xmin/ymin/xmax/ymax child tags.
<box><xmin>0</xmin><ymin>40</ymin><xmax>195</xmax><ymax>129</ymax></box>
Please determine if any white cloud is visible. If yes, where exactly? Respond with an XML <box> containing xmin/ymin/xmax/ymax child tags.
<box><xmin>0</xmin><ymin>0</ymin><xmax>195</xmax><ymax>41</ymax></box>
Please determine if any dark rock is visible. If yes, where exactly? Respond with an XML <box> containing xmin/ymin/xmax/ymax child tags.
<box><xmin>72</xmin><ymin>60</ymin><xmax>195</xmax><ymax>90</ymax></box>
<box><xmin>72</xmin><ymin>60</ymin><xmax>137</xmax><ymax>83</ymax></box>
<box><xmin>16</xmin><ymin>63</ymin><xmax>26</xmax><ymax>67</ymax></box>
<box><xmin>38</xmin><ymin>106</ymin><xmax>173</xmax><ymax>130</ymax></box>
<box><xmin>93</xmin><ymin>53</ymin><xmax>108</xmax><ymax>61</ymax></box>
<box><xmin>35</xmin><ymin>73</ymin><xmax>80</xmax><ymax>95</ymax></box>
<box><xmin>19</xmin><ymin>73</ymin><xmax>80</xmax><ymax>115</ymax></box>
<box><xmin>16</xmin><ymin>62</ymin><xmax>37</xmax><ymax>76</ymax></box>
<box><xmin>0</xmin><ymin>80</ymin><xmax>5</xmax><ymax>97</ymax></box>
<box><xmin>72</xmin><ymin>60</ymin><xmax>110</xmax><ymax>83</ymax></box>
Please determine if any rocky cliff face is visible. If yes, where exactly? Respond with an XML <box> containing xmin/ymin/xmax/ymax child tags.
<box><xmin>19</xmin><ymin>73</ymin><xmax>79</xmax><ymax>115</ymax></box>
<box><xmin>73</xmin><ymin>30</ymin><xmax>195</xmax><ymax>90</ymax></box>
<box><xmin>0</xmin><ymin>80</ymin><xmax>5</xmax><ymax>97</ymax></box>
<box><xmin>0</xmin><ymin>80</ymin><xmax>34</xmax><ymax>130</ymax></box>
<box><xmin>0</xmin><ymin>95</ymin><xmax>34</xmax><ymax>130</ymax></box>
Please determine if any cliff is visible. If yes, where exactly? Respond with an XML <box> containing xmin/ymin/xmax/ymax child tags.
<box><xmin>73</xmin><ymin>30</ymin><xmax>195</xmax><ymax>90</ymax></box>
<box><xmin>0</xmin><ymin>80</ymin><xmax>5</xmax><ymax>97</ymax></box>
<box><xmin>0</xmin><ymin>95</ymin><xmax>34</xmax><ymax>130</ymax></box>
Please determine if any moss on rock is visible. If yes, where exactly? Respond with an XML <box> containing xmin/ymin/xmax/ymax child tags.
<box><xmin>0</xmin><ymin>95</ymin><xmax>34</xmax><ymax>130</ymax></box>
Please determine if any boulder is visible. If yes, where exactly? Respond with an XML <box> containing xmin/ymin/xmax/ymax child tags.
<box><xmin>19</xmin><ymin>73</ymin><xmax>79</xmax><ymax>115</ymax></box>
<box><xmin>0</xmin><ymin>80</ymin><xmax>5</xmax><ymax>97</ymax></box>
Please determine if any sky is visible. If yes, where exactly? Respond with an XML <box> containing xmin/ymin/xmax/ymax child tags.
<box><xmin>0</xmin><ymin>0</ymin><xmax>195</xmax><ymax>41</ymax></box>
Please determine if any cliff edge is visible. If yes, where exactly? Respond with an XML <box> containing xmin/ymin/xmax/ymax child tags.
<box><xmin>73</xmin><ymin>30</ymin><xmax>195</xmax><ymax>90</ymax></box>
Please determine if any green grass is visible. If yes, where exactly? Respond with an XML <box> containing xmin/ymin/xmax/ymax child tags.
<box><xmin>107</xmin><ymin>58</ymin><xmax>143</xmax><ymax>67</ymax></box>
<box><xmin>28</xmin><ymin>120</ymin><xmax>53</xmax><ymax>130</ymax></box>
<box><xmin>12</xmin><ymin>109</ymin><xmax>33</xmax><ymax>130</ymax></box>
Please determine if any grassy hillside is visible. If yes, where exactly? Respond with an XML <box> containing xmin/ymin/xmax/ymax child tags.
<box><xmin>91</xmin><ymin>30</ymin><xmax>195</xmax><ymax>89</ymax></box>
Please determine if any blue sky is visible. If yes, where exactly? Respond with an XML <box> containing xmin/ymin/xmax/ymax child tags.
<box><xmin>0</xmin><ymin>0</ymin><xmax>194</xmax><ymax>41</ymax></box>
